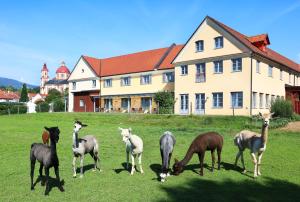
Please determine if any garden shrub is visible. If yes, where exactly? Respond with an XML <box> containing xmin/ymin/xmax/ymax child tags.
<box><xmin>53</xmin><ymin>99</ymin><xmax>65</xmax><ymax>112</ymax></box>
<box><xmin>271</xmin><ymin>98</ymin><xmax>293</xmax><ymax>118</ymax></box>
<box><xmin>0</xmin><ymin>102</ymin><xmax>27</xmax><ymax>115</ymax></box>
<box><xmin>36</xmin><ymin>102</ymin><xmax>50</xmax><ymax>112</ymax></box>
<box><xmin>154</xmin><ymin>91</ymin><xmax>175</xmax><ymax>114</ymax></box>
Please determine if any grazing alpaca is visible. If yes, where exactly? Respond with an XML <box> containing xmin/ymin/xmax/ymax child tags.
<box><xmin>42</xmin><ymin>130</ymin><xmax>49</xmax><ymax>145</ymax></box>
<box><xmin>72</xmin><ymin>120</ymin><xmax>100</xmax><ymax>178</ymax></box>
<box><xmin>159</xmin><ymin>131</ymin><xmax>176</xmax><ymax>182</ymax></box>
<box><xmin>30</xmin><ymin>127</ymin><xmax>64</xmax><ymax>195</ymax></box>
<box><xmin>234</xmin><ymin>112</ymin><xmax>274</xmax><ymax>178</ymax></box>
<box><xmin>118</xmin><ymin>127</ymin><xmax>144</xmax><ymax>175</ymax></box>
<box><xmin>173</xmin><ymin>132</ymin><xmax>223</xmax><ymax>176</ymax></box>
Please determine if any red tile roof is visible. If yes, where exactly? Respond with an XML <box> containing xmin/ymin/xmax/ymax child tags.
<box><xmin>0</xmin><ymin>90</ymin><xmax>20</xmax><ymax>100</ymax></box>
<box><xmin>207</xmin><ymin>16</ymin><xmax>300</xmax><ymax>72</ymax></box>
<box><xmin>82</xmin><ymin>44</ymin><xmax>183</xmax><ymax>77</ymax></box>
<box><xmin>56</xmin><ymin>62</ymin><xmax>70</xmax><ymax>74</ymax></box>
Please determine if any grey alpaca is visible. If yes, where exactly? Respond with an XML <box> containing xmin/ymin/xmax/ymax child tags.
<box><xmin>30</xmin><ymin>126</ymin><xmax>64</xmax><ymax>195</ymax></box>
<box><xmin>159</xmin><ymin>131</ymin><xmax>176</xmax><ymax>182</ymax></box>
<box><xmin>72</xmin><ymin>120</ymin><xmax>100</xmax><ymax>178</ymax></box>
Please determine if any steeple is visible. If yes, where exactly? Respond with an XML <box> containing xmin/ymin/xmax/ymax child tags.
<box><xmin>40</xmin><ymin>63</ymin><xmax>49</xmax><ymax>94</ymax></box>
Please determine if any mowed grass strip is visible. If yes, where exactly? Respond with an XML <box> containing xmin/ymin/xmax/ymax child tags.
<box><xmin>0</xmin><ymin>113</ymin><xmax>299</xmax><ymax>202</ymax></box>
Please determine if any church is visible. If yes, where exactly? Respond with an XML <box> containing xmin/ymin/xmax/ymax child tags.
<box><xmin>40</xmin><ymin>62</ymin><xmax>71</xmax><ymax>95</ymax></box>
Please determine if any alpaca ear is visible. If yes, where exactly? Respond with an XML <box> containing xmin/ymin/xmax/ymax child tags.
<box><xmin>258</xmin><ymin>112</ymin><xmax>262</xmax><ymax>117</ymax></box>
<box><xmin>118</xmin><ymin>127</ymin><xmax>123</xmax><ymax>131</ymax></box>
<box><xmin>82</xmin><ymin>124</ymin><xmax>88</xmax><ymax>127</ymax></box>
<box><xmin>128</xmin><ymin>128</ymin><xmax>132</xmax><ymax>133</ymax></box>
<box><xmin>44</xmin><ymin>127</ymin><xmax>50</xmax><ymax>131</ymax></box>
<box><xmin>270</xmin><ymin>112</ymin><xmax>275</xmax><ymax>117</ymax></box>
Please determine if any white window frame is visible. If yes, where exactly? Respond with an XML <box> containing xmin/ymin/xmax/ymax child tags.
<box><xmin>121</xmin><ymin>77</ymin><xmax>131</xmax><ymax>86</ymax></box>
<box><xmin>252</xmin><ymin>92</ymin><xmax>257</xmax><ymax>109</ymax></box>
<box><xmin>280</xmin><ymin>69</ymin><xmax>283</xmax><ymax>80</ymax></box>
<box><xmin>181</xmin><ymin>65</ymin><xmax>188</xmax><ymax>75</ymax></box>
<box><xmin>79</xmin><ymin>99</ymin><xmax>84</xmax><ymax>107</ymax></box>
<box><xmin>140</xmin><ymin>74</ymin><xmax>152</xmax><ymax>85</ymax></box>
<box><xmin>212</xmin><ymin>92</ymin><xmax>223</xmax><ymax>108</ymax></box>
<box><xmin>256</xmin><ymin>60</ymin><xmax>260</xmax><ymax>73</ymax></box>
<box><xmin>231</xmin><ymin>92</ymin><xmax>243</xmax><ymax>108</ymax></box>
<box><xmin>265</xmin><ymin>94</ymin><xmax>270</xmax><ymax>108</ymax></box>
<box><xmin>92</xmin><ymin>80</ymin><xmax>96</xmax><ymax>88</ymax></box>
<box><xmin>268</xmin><ymin>66</ymin><xmax>273</xmax><ymax>77</ymax></box>
<box><xmin>72</xmin><ymin>82</ymin><xmax>76</xmax><ymax>90</ymax></box>
<box><xmin>104</xmin><ymin>79</ymin><xmax>112</xmax><ymax>88</ymax></box>
<box><xmin>232</xmin><ymin>58</ymin><xmax>242</xmax><ymax>72</ymax></box>
<box><xmin>195</xmin><ymin>40</ymin><xmax>204</xmax><ymax>52</ymax></box>
<box><xmin>259</xmin><ymin>93</ymin><xmax>264</xmax><ymax>108</ymax></box>
<box><xmin>214</xmin><ymin>60</ymin><xmax>223</xmax><ymax>74</ymax></box>
<box><xmin>214</xmin><ymin>36</ymin><xmax>223</xmax><ymax>49</ymax></box>
<box><xmin>180</xmin><ymin>94</ymin><xmax>189</xmax><ymax>114</ymax></box>
<box><xmin>196</xmin><ymin>63</ymin><xmax>206</xmax><ymax>83</ymax></box>
<box><xmin>163</xmin><ymin>72</ymin><xmax>174</xmax><ymax>83</ymax></box>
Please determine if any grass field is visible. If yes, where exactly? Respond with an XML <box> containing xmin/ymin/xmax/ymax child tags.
<box><xmin>0</xmin><ymin>113</ymin><xmax>299</xmax><ymax>202</ymax></box>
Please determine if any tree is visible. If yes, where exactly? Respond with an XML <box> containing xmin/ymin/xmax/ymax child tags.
<box><xmin>45</xmin><ymin>89</ymin><xmax>62</xmax><ymax>103</ymax></box>
<box><xmin>20</xmin><ymin>83</ymin><xmax>29</xmax><ymax>102</ymax></box>
<box><xmin>154</xmin><ymin>91</ymin><xmax>175</xmax><ymax>114</ymax></box>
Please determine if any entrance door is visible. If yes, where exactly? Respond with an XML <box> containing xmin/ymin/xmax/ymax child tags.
<box><xmin>195</xmin><ymin>93</ymin><xmax>205</xmax><ymax>115</ymax></box>
<box><xmin>180</xmin><ymin>94</ymin><xmax>189</xmax><ymax>114</ymax></box>
<box><xmin>94</xmin><ymin>97</ymin><xmax>100</xmax><ymax>112</ymax></box>
<box><xmin>121</xmin><ymin>98</ymin><xmax>131</xmax><ymax>112</ymax></box>
<box><xmin>141</xmin><ymin>97</ymin><xmax>151</xmax><ymax>112</ymax></box>
<box><xmin>104</xmin><ymin>99</ymin><xmax>112</xmax><ymax>112</ymax></box>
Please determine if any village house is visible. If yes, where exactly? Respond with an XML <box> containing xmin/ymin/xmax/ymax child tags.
<box><xmin>0</xmin><ymin>89</ymin><xmax>20</xmax><ymax>102</ymax></box>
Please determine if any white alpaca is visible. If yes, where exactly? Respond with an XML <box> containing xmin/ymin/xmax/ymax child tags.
<box><xmin>234</xmin><ymin>112</ymin><xmax>274</xmax><ymax>178</ymax></box>
<box><xmin>118</xmin><ymin>127</ymin><xmax>144</xmax><ymax>175</ymax></box>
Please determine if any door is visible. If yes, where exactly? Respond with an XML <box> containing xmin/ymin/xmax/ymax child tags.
<box><xmin>180</xmin><ymin>94</ymin><xmax>189</xmax><ymax>114</ymax></box>
<box><xmin>104</xmin><ymin>99</ymin><xmax>112</xmax><ymax>112</ymax></box>
<box><xmin>195</xmin><ymin>93</ymin><xmax>205</xmax><ymax>115</ymax></box>
<box><xmin>141</xmin><ymin>97</ymin><xmax>151</xmax><ymax>111</ymax></box>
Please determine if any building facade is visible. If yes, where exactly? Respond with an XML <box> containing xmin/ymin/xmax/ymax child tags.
<box><xmin>68</xmin><ymin>16</ymin><xmax>300</xmax><ymax>115</ymax></box>
<box><xmin>40</xmin><ymin>62</ymin><xmax>70</xmax><ymax>95</ymax></box>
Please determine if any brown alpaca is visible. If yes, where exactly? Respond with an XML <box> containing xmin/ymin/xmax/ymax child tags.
<box><xmin>42</xmin><ymin>131</ymin><xmax>50</xmax><ymax>145</ymax></box>
<box><xmin>173</xmin><ymin>132</ymin><xmax>223</xmax><ymax>176</ymax></box>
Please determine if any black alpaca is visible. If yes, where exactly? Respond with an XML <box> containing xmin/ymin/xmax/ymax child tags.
<box><xmin>30</xmin><ymin>126</ymin><xmax>64</xmax><ymax>195</ymax></box>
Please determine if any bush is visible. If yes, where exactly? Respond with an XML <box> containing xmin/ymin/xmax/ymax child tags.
<box><xmin>271</xmin><ymin>98</ymin><xmax>293</xmax><ymax>118</ymax></box>
<box><xmin>154</xmin><ymin>91</ymin><xmax>174</xmax><ymax>114</ymax></box>
<box><xmin>0</xmin><ymin>102</ymin><xmax>27</xmax><ymax>115</ymax></box>
<box><xmin>36</xmin><ymin>102</ymin><xmax>50</xmax><ymax>112</ymax></box>
<box><xmin>53</xmin><ymin>99</ymin><xmax>65</xmax><ymax>112</ymax></box>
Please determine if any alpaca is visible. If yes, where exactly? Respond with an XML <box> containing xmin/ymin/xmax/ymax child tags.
<box><xmin>234</xmin><ymin>112</ymin><xmax>274</xmax><ymax>178</ymax></box>
<box><xmin>72</xmin><ymin>120</ymin><xmax>100</xmax><ymax>178</ymax></box>
<box><xmin>118</xmin><ymin>127</ymin><xmax>144</xmax><ymax>175</ymax></box>
<box><xmin>173</xmin><ymin>132</ymin><xmax>223</xmax><ymax>176</ymax></box>
<box><xmin>159</xmin><ymin>131</ymin><xmax>176</xmax><ymax>182</ymax></box>
<box><xmin>42</xmin><ymin>130</ymin><xmax>49</xmax><ymax>145</ymax></box>
<box><xmin>30</xmin><ymin>126</ymin><xmax>64</xmax><ymax>195</ymax></box>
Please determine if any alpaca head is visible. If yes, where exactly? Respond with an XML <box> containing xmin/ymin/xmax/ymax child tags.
<box><xmin>259</xmin><ymin>112</ymin><xmax>274</xmax><ymax>127</ymax></box>
<box><xmin>74</xmin><ymin>120</ymin><xmax>88</xmax><ymax>133</ymax></box>
<box><xmin>45</xmin><ymin>126</ymin><xmax>60</xmax><ymax>143</ymax></box>
<box><xmin>172</xmin><ymin>158</ymin><xmax>183</xmax><ymax>175</ymax></box>
<box><xmin>118</xmin><ymin>127</ymin><xmax>132</xmax><ymax>143</ymax></box>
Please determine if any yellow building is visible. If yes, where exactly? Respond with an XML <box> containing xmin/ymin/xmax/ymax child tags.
<box><xmin>173</xmin><ymin>16</ymin><xmax>300</xmax><ymax>116</ymax></box>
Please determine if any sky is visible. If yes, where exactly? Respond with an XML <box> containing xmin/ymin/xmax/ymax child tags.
<box><xmin>0</xmin><ymin>0</ymin><xmax>300</xmax><ymax>85</ymax></box>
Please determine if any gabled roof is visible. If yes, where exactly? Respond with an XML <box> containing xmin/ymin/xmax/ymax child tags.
<box><xmin>0</xmin><ymin>90</ymin><xmax>20</xmax><ymax>100</ymax></box>
<box><xmin>206</xmin><ymin>16</ymin><xmax>299</xmax><ymax>72</ymax></box>
<box><xmin>82</xmin><ymin>44</ymin><xmax>183</xmax><ymax>77</ymax></box>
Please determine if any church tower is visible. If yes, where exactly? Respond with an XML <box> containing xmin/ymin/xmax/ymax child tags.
<box><xmin>40</xmin><ymin>63</ymin><xmax>49</xmax><ymax>94</ymax></box>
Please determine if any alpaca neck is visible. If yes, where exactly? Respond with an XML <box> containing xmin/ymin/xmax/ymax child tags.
<box><xmin>50</xmin><ymin>139</ymin><xmax>57</xmax><ymax>154</ymax></box>
<box><xmin>180</xmin><ymin>145</ymin><xmax>195</xmax><ymax>166</ymax></box>
<box><xmin>261</xmin><ymin>125</ymin><xmax>269</xmax><ymax>146</ymax></box>
<box><xmin>73</xmin><ymin>130</ymin><xmax>79</xmax><ymax>148</ymax></box>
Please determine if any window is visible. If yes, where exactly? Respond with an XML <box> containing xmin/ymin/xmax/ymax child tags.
<box><xmin>252</xmin><ymin>92</ymin><xmax>257</xmax><ymax>108</ymax></box>
<box><xmin>268</xmin><ymin>65</ymin><xmax>273</xmax><ymax>77</ymax></box>
<box><xmin>265</xmin><ymin>94</ymin><xmax>270</xmax><ymax>108</ymax></box>
<box><xmin>289</xmin><ymin>73</ymin><xmax>292</xmax><ymax>83</ymax></box>
<box><xmin>180</xmin><ymin>94</ymin><xmax>189</xmax><ymax>114</ymax></box>
<box><xmin>141</xmin><ymin>97</ymin><xmax>151</xmax><ymax>110</ymax></box>
<box><xmin>212</xmin><ymin>93</ymin><xmax>223</xmax><ymax>108</ymax></box>
<box><xmin>195</xmin><ymin>93</ymin><xmax>205</xmax><ymax>111</ymax></box>
<box><xmin>104</xmin><ymin>79</ymin><xmax>112</xmax><ymax>87</ymax></box>
<box><xmin>121</xmin><ymin>77</ymin><xmax>131</xmax><ymax>86</ymax></box>
<box><xmin>259</xmin><ymin>93</ymin><xmax>264</xmax><ymax>108</ymax></box>
<box><xmin>271</xmin><ymin>95</ymin><xmax>275</xmax><ymax>104</ymax></box>
<box><xmin>72</xmin><ymin>82</ymin><xmax>76</xmax><ymax>90</ymax></box>
<box><xmin>280</xmin><ymin>69</ymin><xmax>283</xmax><ymax>80</ymax></box>
<box><xmin>214</xmin><ymin>60</ymin><xmax>223</xmax><ymax>73</ymax></box>
<box><xmin>214</xmin><ymin>36</ymin><xmax>223</xmax><ymax>49</ymax></box>
<box><xmin>163</xmin><ymin>72</ymin><xmax>174</xmax><ymax>83</ymax></box>
<box><xmin>92</xmin><ymin>80</ymin><xmax>96</xmax><ymax>88</ymax></box>
<box><xmin>297</xmin><ymin>76</ymin><xmax>299</xmax><ymax>86</ymax></box>
<box><xmin>256</xmin><ymin>60</ymin><xmax>260</xmax><ymax>73</ymax></box>
<box><xmin>232</xmin><ymin>58</ymin><xmax>242</xmax><ymax>72</ymax></box>
<box><xmin>79</xmin><ymin>99</ymin><xmax>84</xmax><ymax>107</ymax></box>
<box><xmin>61</xmin><ymin>74</ymin><xmax>64</xmax><ymax>78</ymax></box>
<box><xmin>231</xmin><ymin>92</ymin><xmax>243</xmax><ymax>108</ymax></box>
<box><xmin>195</xmin><ymin>40</ymin><xmax>204</xmax><ymax>52</ymax></box>
<box><xmin>181</xmin><ymin>65</ymin><xmax>188</xmax><ymax>75</ymax></box>
<box><xmin>140</xmin><ymin>74</ymin><xmax>151</xmax><ymax>85</ymax></box>
<box><xmin>196</xmin><ymin>63</ymin><xmax>206</xmax><ymax>82</ymax></box>
<box><xmin>121</xmin><ymin>98</ymin><xmax>131</xmax><ymax>109</ymax></box>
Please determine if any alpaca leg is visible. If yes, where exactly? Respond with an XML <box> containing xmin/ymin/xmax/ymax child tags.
<box><xmin>251</xmin><ymin>153</ymin><xmax>258</xmax><ymax>178</ymax></box>
<box><xmin>168</xmin><ymin>153</ymin><xmax>172</xmax><ymax>176</ymax></box>
<box><xmin>126</xmin><ymin>151</ymin><xmax>129</xmax><ymax>170</ymax></box>
<box><xmin>198</xmin><ymin>153</ymin><xmax>205</xmax><ymax>176</ymax></box>
<box><xmin>211</xmin><ymin>150</ymin><xmax>215</xmax><ymax>172</ymax></box>
<box><xmin>44</xmin><ymin>167</ymin><xmax>50</xmax><ymax>195</ymax></box>
<box><xmin>234</xmin><ymin>151</ymin><xmax>241</xmax><ymax>166</ymax></box>
<box><xmin>130</xmin><ymin>154</ymin><xmax>135</xmax><ymax>175</ymax></box>
<box><xmin>241</xmin><ymin>152</ymin><xmax>246</xmax><ymax>172</ymax></box>
<box><xmin>160</xmin><ymin>149</ymin><xmax>164</xmax><ymax>173</ymax></box>
<box><xmin>94</xmin><ymin>153</ymin><xmax>100</xmax><ymax>171</ymax></box>
<box><xmin>257</xmin><ymin>152</ymin><xmax>263</xmax><ymax>176</ymax></box>
<box><xmin>138</xmin><ymin>153</ymin><xmax>144</xmax><ymax>174</ymax></box>
<box><xmin>39</xmin><ymin>163</ymin><xmax>45</xmax><ymax>186</ymax></box>
<box><xmin>217</xmin><ymin>148</ymin><xmax>221</xmax><ymax>170</ymax></box>
<box><xmin>54</xmin><ymin>165</ymin><xmax>64</xmax><ymax>192</ymax></box>
<box><xmin>89</xmin><ymin>152</ymin><xmax>97</xmax><ymax>171</ymax></box>
<box><xmin>72</xmin><ymin>156</ymin><xmax>77</xmax><ymax>178</ymax></box>
<box><xmin>80</xmin><ymin>156</ymin><xmax>84</xmax><ymax>178</ymax></box>
<box><xmin>30</xmin><ymin>159</ymin><xmax>36</xmax><ymax>190</ymax></box>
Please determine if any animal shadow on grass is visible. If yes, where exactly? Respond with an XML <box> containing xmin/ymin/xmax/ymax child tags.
<box><xmin>158</xmin><ymin>176</ymin><xmax>300</xmax><ymax>202</ymax></box>
<box><xmin>220</xmin><ymin>162</ymin><xmax>254</xmax><ymax>179</ymax></box>
<box><xmin>33</xmin><ymin>175</ymin><xmax>65</xmax><ymax>195</ymax></box>
<box><xmin>114</xmin><ymin>162</ymin><xmax>131</xmax><ymax>174</ymax></box>
<box><xmin>76</xmin><ymin>164</ymin><xmax>96</xmax><ymax>174</ymax></box>
<box><xmin>149</xmin><ymin>164</ymin><xmax>161</xmax><ymax>181</ymax></box>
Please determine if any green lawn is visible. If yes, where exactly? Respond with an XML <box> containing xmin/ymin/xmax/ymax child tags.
<box><xmin>0</xmin><ymin>113</ymin><xmax>299</xmax><ymax>202</ymax></box>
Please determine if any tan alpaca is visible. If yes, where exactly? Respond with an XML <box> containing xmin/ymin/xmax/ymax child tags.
<box><xmin>234</xmin><ymin>112</ymin><xmax>274</xmax><ymax>178</ymax></box>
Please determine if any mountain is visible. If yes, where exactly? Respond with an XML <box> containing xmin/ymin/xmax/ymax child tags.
<box><xmin>0</xmin><ymin>77</ymin><xmax>38</xmax><ymax>89</ymax></box>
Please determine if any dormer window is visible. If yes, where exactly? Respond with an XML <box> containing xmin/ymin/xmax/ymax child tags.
<box><xmin>195</xmin><ymin>40</ymin><xmax>204</xmax><ymax>52</ymax></box>
<box><xmin>214</xmin><ymin>36</ymin><xmax>223</xmax><ymax>49</ymax></box>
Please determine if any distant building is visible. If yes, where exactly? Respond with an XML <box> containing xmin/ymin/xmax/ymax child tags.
<box><xmin>40</xmin><ymin>62</ymin><xmax>70</xmax><ymax>95</ymax></box>
<box><xmin>0</xmin><ymin>89</ymin><xmax>20</xmax><ymax>102</ymax></box>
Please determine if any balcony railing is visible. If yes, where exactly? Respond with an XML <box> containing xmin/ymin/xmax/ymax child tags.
<box><xmin>195</xmin><ymin>73</ymin><xmax>206</xmax><ymax>83</ymax></box>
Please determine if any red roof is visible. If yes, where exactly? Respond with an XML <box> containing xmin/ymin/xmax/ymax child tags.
<box><xmin>56</xmin><ymin>62</ymin><xmax>70</xmax><ymax>74</ymax></box>
<box><xmin>82</xmin><ymin>44</ymin><xmax>184</xmax><ymax>77</ymax></box>
<box><xmin>0</xmin><ymin>90</ymin><xmax>20</xmax><ymax>100</ymax></box>
<box><xmin>207</xmin><ymin>16</ymin><xmax>300</xmax><ymax>72</ymax></box>
<box><xmin>41</xmin><ymin>63</ymin><xmax>48</xmax><ymax>72</ymax></box>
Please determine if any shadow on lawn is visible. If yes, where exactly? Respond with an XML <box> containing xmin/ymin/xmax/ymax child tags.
<box><xmin>32</xmin><ymin>175</ymin><xmax>65</xmax><ymax>195</ymax></box>
<box><xmin>159</xmin><ymin>176</ymin><xmax>300</xmax><ymax>202</ymax></box>
<box><xmin>114</xmin><ymin>162</ymin><xmax>130</xmax><ymax>174</ymax></box>
<box><xmin>76</xmin><ymin>164</ymin><xmax>96</xmax><ymax>174</ymax></box>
